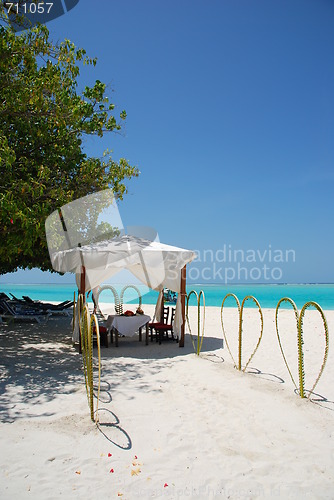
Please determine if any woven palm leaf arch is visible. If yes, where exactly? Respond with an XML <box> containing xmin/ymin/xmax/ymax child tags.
<box><xmin>120</xmin><ymin>284</ymin><xmax>142</xmax><ymax>310</ymax></box>
<box><xmin>96</xmin><ymin>285</ymin><xmax>121</xmax><ymax>315</ymax></box>
<box><xmin>186</xmin><ymin>290</ymin><xmax>206</xmax><ymax>355</ymax></box>
<box><xmin>299</xmin><ymin>301</ymin><xmax>329</xmax><ymax>398</ymax></box>
<box><xmin>78</xmin><ymin>295</ymin><xmax>101</xmax><ymax>422</ymax></box>
<box><xmin>220</xmin><ymin>294</ymin><xmax>263</xmax><ymax>372</ymax></box>
<box><xmin>275</xmin><ymin>298</ymin><xmax>329</xmax><ymax>399</ymax></box>
<box><xmin>275</xmin><ymin>297</ymin><xmax>300</xmax><ymax>391</ymax></box>
<box><xmin>239</xmin><ymin>295</ymin><xmax>264</xmax><ymax>372</ymax></box>
<box><xmin>220</xmin><ymin>293</ymin><xmax>240</xmax><ymax>369</ymax></box>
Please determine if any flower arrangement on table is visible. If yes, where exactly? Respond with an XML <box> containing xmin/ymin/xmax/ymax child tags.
<box><xmin>123</xmin><ymin>310</ymin><xmax>135</xmax><ymax>317</ymax></box>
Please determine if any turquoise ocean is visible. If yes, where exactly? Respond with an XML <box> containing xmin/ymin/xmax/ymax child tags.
<box><xmin>1</xmin><ymin>283</ymin><xmax>334</xmax><ymax>310</ymax></box>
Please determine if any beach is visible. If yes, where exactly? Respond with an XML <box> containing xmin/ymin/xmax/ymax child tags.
<box><xmin>0</xmin><ymin>304</ymin><xmax>334</xmax><ymax>499</ymax></box>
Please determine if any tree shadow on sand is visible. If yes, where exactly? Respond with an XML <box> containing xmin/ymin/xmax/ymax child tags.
<box><xmin>0</xmin><ymin>318</ymin><xmax>229</xmax><ymax>450</ymax></box>
<box><xmin>95</xmin><ymin>333</ymin><xmax>225</xmax><ymax>394</ymax></box>
<box><xmin>0</xmin><ymin>318</ymin><xmax>83</xmax><ymax>423</ymax></box>
<box><xmin>98</xmin><ymin>332</ymin><xmax>223</xmax><ymax>360</ymax></box>
<box><xmin>0</xmin><ymin>321</ymin><xmax>224</xmax><ymax>425</ymax></box>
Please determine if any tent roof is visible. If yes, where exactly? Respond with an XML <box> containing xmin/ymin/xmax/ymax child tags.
<box><xmin>51</xmin><ymin>235</ymin><xmax>196</xmax><ymax>292</ymax></box>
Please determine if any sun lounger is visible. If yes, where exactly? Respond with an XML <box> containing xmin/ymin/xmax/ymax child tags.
<box><xmin>10</xmin><ymin>293</ymin><xmax>71</xmax><ymax>309</ymax></box>
<box><xmin>23</xmin><ymin>296</ymin><xmax>72</xmax><ymax>309</ymax></box>
<box><xmin>0</xmin><ymin>299</ymin><xmax>51</xmax><ymax>324</ymax></box>
<box><xmin>0</xmin><ymin>292</ymin><xmax>13</xmax><ymax>301</ymax></box>
<box><xmin>8</xmin><ymin>294</ymin><xmax>73</xmax><ymax>315</ymax></box>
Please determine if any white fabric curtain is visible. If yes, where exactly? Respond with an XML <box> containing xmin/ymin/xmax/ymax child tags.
<box><xmin>153</xmin><ymin>289</ymin><xmax>164</xmax><ymax>322</ymax></box>
<box><xmin>173</xmin><ymin>294</ymin><xmax>183</xmax><ymax>337</ymax></box>
<box><xmin>71</xmin><ymin>306</ymin><xmax>80</xmax><ymax>343</ymax></box>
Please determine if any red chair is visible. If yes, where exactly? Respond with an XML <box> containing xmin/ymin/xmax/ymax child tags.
<box><xmin>149</xmin><ymin>307</ymin><xmax>175</xmax><ymax>345</ymax></box>
<box><xmin>149</xmin><ymin>306</ymin><xmax>168</xmax><ymax>342</ymax></box>
<box><xmin>93</xmin><ymin>324</ymin><xmax>109</xmax><ymax>347</ymax></box>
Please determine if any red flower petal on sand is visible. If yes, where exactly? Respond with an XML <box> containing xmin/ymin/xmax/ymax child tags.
<box><xmin>110</xmin><ymin>468</ymin><xmax>114</xmax><ymax>473</ymax></box>
<box><xmin>108</xmin><ymin>453</ymin><xmax>112</xmax><ymax>457</ymax></box>
<box><xmin>134</xmin><ymin>455</ymin><xmax>137</xmax><ymax>459</ymax></box>
<box><xmin>164</xmin><ymin>483</ymin><xmax>168</xmax><ymax>488</ymax></box>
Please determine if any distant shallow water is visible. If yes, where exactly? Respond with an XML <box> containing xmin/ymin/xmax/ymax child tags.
<box><xmin>1</xmin><ymin>283</ymin><xmax>334</xmax><ymax>310</ymax></box>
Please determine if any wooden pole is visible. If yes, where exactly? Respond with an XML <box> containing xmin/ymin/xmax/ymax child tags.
<box><xmin>78</xmin><ymin>242</ymin><xmax>86</xmax><ymax>301</ymax></box>
<box><xmin>78</xmin><ymin>265</ymin><xmax>86</xmax><ymax>353</ymax></box>
<box><xmin>79</xmin><ymin>265</ymin><xmax>86</xmax><ymax>298</ymax></box>
<box><xmin>179</xmin><ymin>265</ymin><xmax>186</xmax><ymax>347</ymax></box>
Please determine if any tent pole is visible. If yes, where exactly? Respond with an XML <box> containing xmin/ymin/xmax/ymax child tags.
<box><xmin>78</xmin><ymin>242</ymin><xmax>86</xmax><ymax>301</ymax></box>
<box><xmin>179</xmin><ymin>265</ymin><xmax>186</xmax><ymax>347</ymax></box>
<box><xmin>77</xmin><ymin>265</ymin><xmax>86</xmax><ymax>354</ymax></box>
<box><xmin>79</xmin><ymin>265</ymin><xmax>86</xmax><ymax>299</ymax></box>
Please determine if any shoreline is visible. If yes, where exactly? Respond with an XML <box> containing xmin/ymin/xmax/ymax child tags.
<box><xmin>1</xmin><ymin>282</ymin><xmax>334</xmax><ymax>310</ymax></box>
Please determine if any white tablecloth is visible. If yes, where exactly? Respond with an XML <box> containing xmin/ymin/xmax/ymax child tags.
<box><xmin>106</xmin><ymin>314</ymin><xmax>151</xmax><ymax>337</ymax></box>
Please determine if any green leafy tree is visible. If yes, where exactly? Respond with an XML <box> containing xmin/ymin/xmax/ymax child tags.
<box><xmin>0</xmin><ymin>6</ymin><xmax>139</xmax><ymax>274</ymax></box>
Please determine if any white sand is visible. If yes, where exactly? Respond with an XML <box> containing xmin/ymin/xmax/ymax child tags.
<box><xmin>0</xmin><ymin>303</ymin><xmax>334</xmax><ymax>499</ymax></box>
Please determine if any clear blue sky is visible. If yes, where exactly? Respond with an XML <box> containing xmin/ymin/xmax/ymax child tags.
<box><xmin>3</xmin><ymin>0</ymin><xmax>334</xmax><ymax>284</ymax></box>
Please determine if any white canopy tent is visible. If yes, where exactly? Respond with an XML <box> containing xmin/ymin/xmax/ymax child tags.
<box><xmin>50</xmin><ymin>235</ymin><xmax>196</xmax><ymax>346</ymax></box>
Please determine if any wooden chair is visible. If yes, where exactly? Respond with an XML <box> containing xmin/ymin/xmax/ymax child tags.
<box><xmin>149</xmin><ymin>306</ymin><xmax>169</xmax><ymax>342</ymax></box>
<box><xmin>149</xmin><ymin>307</ymin><xmax>176</xmax><ymax>345</ymax></box>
